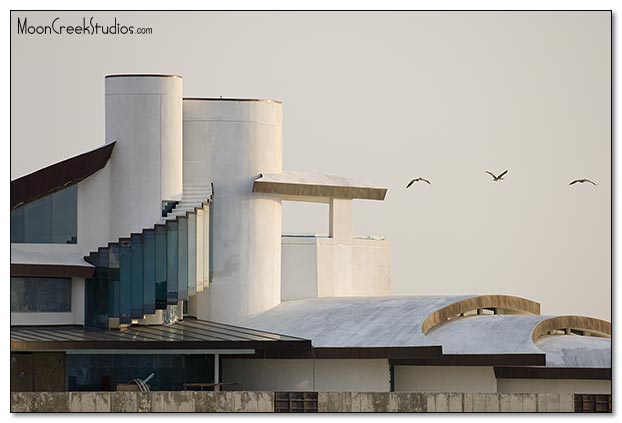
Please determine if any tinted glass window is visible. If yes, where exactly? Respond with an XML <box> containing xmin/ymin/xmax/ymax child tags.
<box><xmin>10</xmin><ymin>185</ymin><xmax>77</xmax><ymax>244</ymax></box>
<box><xmin>10</xmin><ymin>277</ymin><xmax>72</xmax><ymax>313</ymax></box>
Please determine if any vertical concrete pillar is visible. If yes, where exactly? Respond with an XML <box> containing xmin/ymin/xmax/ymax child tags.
<box><xmin>329</xmin><ymin>198</ymin><xmax>353</xmax><ymax>243</ymax></box>
<box><xmin>183</xmin><ymin>99</ymin><xmax>282</xmax><ymax>323</ymax></box>
<box><xmin>105</xmin><ymin>74</ymin><xmax>183</xmax><ymax>240</ymax></box>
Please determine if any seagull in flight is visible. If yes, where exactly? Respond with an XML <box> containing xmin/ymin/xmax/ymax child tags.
<box><xmin>485</xmin><ymin>170</ymin><xmax>508</xmax><ymax>182</ymax></box>
<box><xmin>569</xmin><ymin>178</ymin><xmax>597</xmax><ymax>186</ymax></box>
<box><xmin>406</xmin><ymin>177</ymin><xmax>431</xmax><ymax>188</ymax></box>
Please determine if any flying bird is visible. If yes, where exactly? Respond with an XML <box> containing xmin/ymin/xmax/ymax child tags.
<box><xmin>569</xmin><ymin>178</ymin><xmax>597</xmax><ymax>186</ymax></box>
<box><xmin>485</xmin><ymin>170</ymin><xmax>508</xmax><ymax>182</ymax></box>
<box><xmin>406</xmin><ymin>177</ymin><xmax>431</xmax><ymax>188</ymax></box>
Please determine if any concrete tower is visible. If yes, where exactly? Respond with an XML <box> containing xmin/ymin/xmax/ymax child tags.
<box><xmin>105</xmin><ymin>74</ymin><xmax>183</xmax><ymax>241</ymax></box>
<box><xmin>183</xmin><ymin>98</ymin><xmax>283</xmax><ymax>324</ymax></box>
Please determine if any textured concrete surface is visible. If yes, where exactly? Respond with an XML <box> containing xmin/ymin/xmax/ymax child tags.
<box><xmin>11</xmin><ymin>391</ymin><xmax>581</xmax><ymax>413</ymax></box>
<box><xmin>69</xmin><ymin>392</ymin><xmax>111</xmax><ymax>412</ymax></box>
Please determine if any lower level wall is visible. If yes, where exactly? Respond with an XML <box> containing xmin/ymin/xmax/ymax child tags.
<box><xmin>10</xmin><ymin>391</ymin><xmax>579</xmax><ymax>413</ymax></box>
<box><xmin>395</xmin><ymin>366</ymin><xmax>497</xmax><ymax>393</ymax></box>
<box><xmin>497</xmin><ymin>379</ymin><xmax>611</xmax><ymax>394</ymax></box>
<box><xmin>221</xmin><ymin>359</ymin><xmax>390</xmax><ymax>392</ymax></box>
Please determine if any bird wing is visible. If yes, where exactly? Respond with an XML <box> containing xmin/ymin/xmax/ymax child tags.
<box><xmin>422</xmin><ymin>178</ymin><xmax>431</xmax><ymax>185</ymax></box>
<box><xmin>485</xmin><ymin>171</ymin><xmax>496</xmax><ymax>179</ymax></box>
<box><xmin>569</xmin><ymin>180</ymin><xmax>578</xmax><ymax>185</ymax></box>
<box><xmin>587</xmin><ymin>179</ymin><xmax>597</xmax><ymax>186</ymax></box>
<box><xmin>406</xmin><ymin>179</ymin><xmax>416</xmax><ymax>188</ymax></box>
<box><xmin>498</xmin><ymin>169</ymin><xmax>509</xmax><ymax>178</ymax></box>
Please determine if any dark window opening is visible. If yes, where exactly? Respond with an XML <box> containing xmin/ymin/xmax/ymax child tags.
<box><xmin>11</xmin><ymin>277</ymin><xmax>72</xmax><ymax>313</ymax></box>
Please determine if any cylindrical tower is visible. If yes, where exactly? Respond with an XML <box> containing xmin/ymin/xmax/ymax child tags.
<box><xmin>183</xmin><ymin>98</ymin><xmax>282</xmax><ymax>324</ymax></box>
<box><xmin>105</xmin><ymin>75</ymin><xmax>183</xmax><ymax>240</ymax></box>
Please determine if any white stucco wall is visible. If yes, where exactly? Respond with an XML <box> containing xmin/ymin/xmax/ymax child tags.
<box><xmin>183</xmin><ymin>99</ymin><xmax>282</xmax><ymax>324</ymax></box>
<box><xmin>106</xmin><ymin>75</ymin><xmax>183</xmax><ymax>241</ymax></box>
<box><xmin>281</xmin><ymin>237</ymin><xmax>318</xmax><ymax>301</ymax></box>
<box><xmin>497</xmin><ymin>378</ymin><xmax>611</xmax><ymax>394</ymax></box>
<box><xmin>222</xmin><ymin>359</ymin><xmax>390</xmax><ymax>392</ymax></box>
<box><xmin>11</xmin><ymin>277</ymin><xmax>85</xmax><ymax>326</ymax></box>
<box><xmin>395</xmin><ymin>366</ymin><xmax>498</xmax><ymax>393</ymax></box>
<box><xmin>281</xmin><ymin>236</ymin><xmax>391</xmax><ymax>300</ymax></box>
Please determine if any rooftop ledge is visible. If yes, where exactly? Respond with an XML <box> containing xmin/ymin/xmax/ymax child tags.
<box><xmin>253</xmin><ymin>171</ymin><xmax>387</xmax><ymax>201</ymax></box>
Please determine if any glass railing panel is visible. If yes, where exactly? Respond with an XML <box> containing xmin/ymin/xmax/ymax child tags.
<box><xmin>130</xmin><ymin>233</ymin><xmax>144</xmax><ymax>318</ymax></box>
<box><xmin>143</xmin><ymin>229</ymin><xmax>156</xmax><ymax>315</ymax></box>
<box><xmin>108</xmin><ymin>243</ymin><xmax>120</xmax><ymax>321</ymax></box>
<box><xmin>119</xmin><ymin>238</ymin><xmax>132</xmax><ymax>324</ymax></box>
<box><xmin>177</xmin><ymin>216</ymin><xmax>188</xmax><ymax>301</ymax></box>
<box><xmin>187</xmin><ymin>212</ymin><xmax>197</xmax><ymax>297</ymax></box>
<box><xmin>155</xmin><ymin>224</ymin><xmax>167</xmax><ymax>310</ymax></box>
<box><xmin>166</xmin><ymin>220</ymin><xmax>178</xmax><ymax>305</ymax></box>
<box><xmin>195</xmin><ymin>209</ymin><xmax>204</xmax><ymax>293</ymax></box>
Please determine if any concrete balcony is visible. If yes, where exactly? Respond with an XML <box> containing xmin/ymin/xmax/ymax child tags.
<box><xmin>281</xmin><ymin>233</ymin><xmax>391</xmax><ymax>301</ymax></box>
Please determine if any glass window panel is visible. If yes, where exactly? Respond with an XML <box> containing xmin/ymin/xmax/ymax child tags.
<box><xmin>143</xmin><ymin>229</ymin><xmax>156</xmax><ymax>315</ymax></box>
<box><xmin>51</xmin><ymin>185</ymin><xmax>77</xmax><ymax>244</ymax></box>
<box><xmin>130</xmin><ymin>233</ymin><xmax>144</xmax><ymax>318</ymax></box>
<box><xmin>96</xmin><ymin>248</ymin><xmax>110</xmax><ymax>328</ymax></box>
<box><xmin>187</xmin><ymin>212</ymin><xmax>197</xmax><ymax>297</ymax></box>
<box><xmin>108</xmin><ymin>244</ymin><xmax>120</xmax><ymax>319</ymax></box>
<box><xmin>10</xmin><ymin>207</ymin><xmax>24</xmax><ymax>243</ymax></box>
<box><xmin>84</xmin><ymin>252</ymin><xmax>98</xmax><ymax>327</ymax></box>
<box><xmin>203</xmin><ymin>205</ymin><xmax>212</xmax><ymax>288</ymax></box>
<box><xmin>119</xmin><ymin>239</ymin><xmax>132</xmax><ymax>324</ymax></box>
<box><xmin>195</xmin><ymin>209</ymin><xmax>204</xmax><ymax>293</ymax></box>
<box><xmin>24</xmin><ymin>195</ymin><xmax>52</xmax><ymax>243</ymax></box>
<box><xmin>166</xmin><ymin>221</ymin><xmax>178</xmax><ymax>305</ymax></box>
<box><xmin>11</xmin><ymin>277</ymin><xmax>71</xmax><ymax>313</ymax></box>
<box><xmin>155</xmin><ymin>225</ymin><xmax>168</xmax><ymax>310</ymax></box>
<box><xmin>177</xmin><ymin>216</ymin><xmax>188</xmax><ymax>301</ymax></box>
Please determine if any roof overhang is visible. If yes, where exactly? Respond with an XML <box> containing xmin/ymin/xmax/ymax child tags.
<box><xmin>11</xmin><ymin>248</ymin><xmax>95</xmax><ymax>278</ymax></box>
<box><xmin>226</xmin><ymin>346</ymin><xmax>443</xmax><ymax>360</ymax></box>
<box><xmin>389</xmin><ymin>353</ymin><xmax>546</xmax><ymax>367</ymax></box>
<box><xmin>11</xmin><ymin>263</ymin><xmax>94</xmax><ymax>279</ymax></box>
<box><xmin>253</xmin><ymin>171</ymin><xmax>387</xmax><ymax>201</ymax></box>
<box><xmin>10</xmin><ymin>319</ymin><xmax>312</xmax><ymax>353</ymax></box>
<box><xmin>11</xmin><ymin>141</ymin><xmax>116</xmax><ymax>210</ymax></box>
<box><xmin>494</xmin><ymin>366</ymin><xmax>612</xmax><ymax>380</ymax></box>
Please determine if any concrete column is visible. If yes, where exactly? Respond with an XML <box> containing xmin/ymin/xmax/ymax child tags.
<box><xmin>329</xmin><ymin>198</ymin><xmax>353</xmax><ymax>243</ymax></box>
<box><xmin>214</xmin><ymin>354</ymin><xmax>220</xmax><ymax>392</ymax></box>
<box><xmin>183</xmin><ymin>99</ymin><xmax>282</xmax><ymax>324</ymax></box>
<box><xmin>105</xmin><ymin>75</ymin><xmax>183</xmax><ymax>240</ymax></box>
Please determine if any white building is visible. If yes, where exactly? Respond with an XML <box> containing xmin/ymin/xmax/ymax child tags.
<box><xmin>10</xmin><ymin>74</ymin><xmax>610</xmax><ymax>396</ymax></box>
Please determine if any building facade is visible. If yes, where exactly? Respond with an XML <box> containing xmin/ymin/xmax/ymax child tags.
<box><xmin>10</xmin><ymin>74</ymin><xmax>611</xmax><ymax>398</ymax></box>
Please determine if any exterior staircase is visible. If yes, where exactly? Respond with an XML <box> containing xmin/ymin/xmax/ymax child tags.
<box><xmin>84</xmin><ymin>185</ymin><xmax>213</xmax><ymax>329</ymax></box>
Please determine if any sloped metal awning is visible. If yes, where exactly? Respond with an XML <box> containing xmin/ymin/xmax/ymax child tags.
<box><xmin>253</xmin><ymin>171</ymin><xmax>387</xmax><ymax>201</ymax></box>
<box><xmin>10</xmin><ymin>318</ymin><xmax>311</xmax><ymax>353</ymax></box>
<box><xmin>11</xmin><ymin>141</ymin><xmax>116</xmax><ymax>210</ymax></box>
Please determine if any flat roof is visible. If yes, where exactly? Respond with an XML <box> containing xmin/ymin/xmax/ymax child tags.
<box><xmin>11</xmin><ymin>247</ymin><xmax>95</xmax><ymax>278</ymax></box>
<box><xmin>11</xmin><ymin>318</ymin><xmax>311</xmax><ymax>352</ymax></box>
<box><xmin>253</xmin><ymin>171</ymin><xmax>387</xmax><ymax>201</ymax></box>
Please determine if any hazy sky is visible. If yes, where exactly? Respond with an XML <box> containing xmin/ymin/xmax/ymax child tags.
<box><xmin>11</xmin><ymin>11</ymin><xmax>611</xmax><ymax>320</ymax></box>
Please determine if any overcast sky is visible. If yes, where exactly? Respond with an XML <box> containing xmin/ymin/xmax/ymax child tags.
<box><xmin>11</xmin><ymin>11</ymin><xmax>611</xmax><ymax>320</ymax></box>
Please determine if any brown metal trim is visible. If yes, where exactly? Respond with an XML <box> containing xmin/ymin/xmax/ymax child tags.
<box><xmin>184</xmin><ymin>97</ymin><xmax>282</xmax><ymax>104</ymax></box>
<box><xmin>225</xmin><ymin>346</ymin><xmax>443</xmax><ymax>360</ymax></box>
<box><xmin>10</xmin><ymin>263</ymin><xmax>94</xmax><ymax>279</ymax></box>
<box><xmin>421</xmin><ymin>295</ymin><xmax>541</xmax><ymax>334</ymax></box>
<box><xmin>105</xmin><ymin>74</ymin><xmax>182</xmax><ymax>79</ymax></box>
<box><xmin>389</xmin><ymin>353</ymin><xmax>546</xmax><ymax>367</ymax></box>
<box><xmin>11</xmin><ymin>142</ymin><xmax>116</xmax><ymax>210</ymax></box>
<box><xmin>494</xmin><ymin>366</ymin><xmax>612</xmax><ymax>380</ymax></box>
<box><xmin>253</xmin><ymin>180</ymin><xmax>387</xmax><ymax>201</ymax></box>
